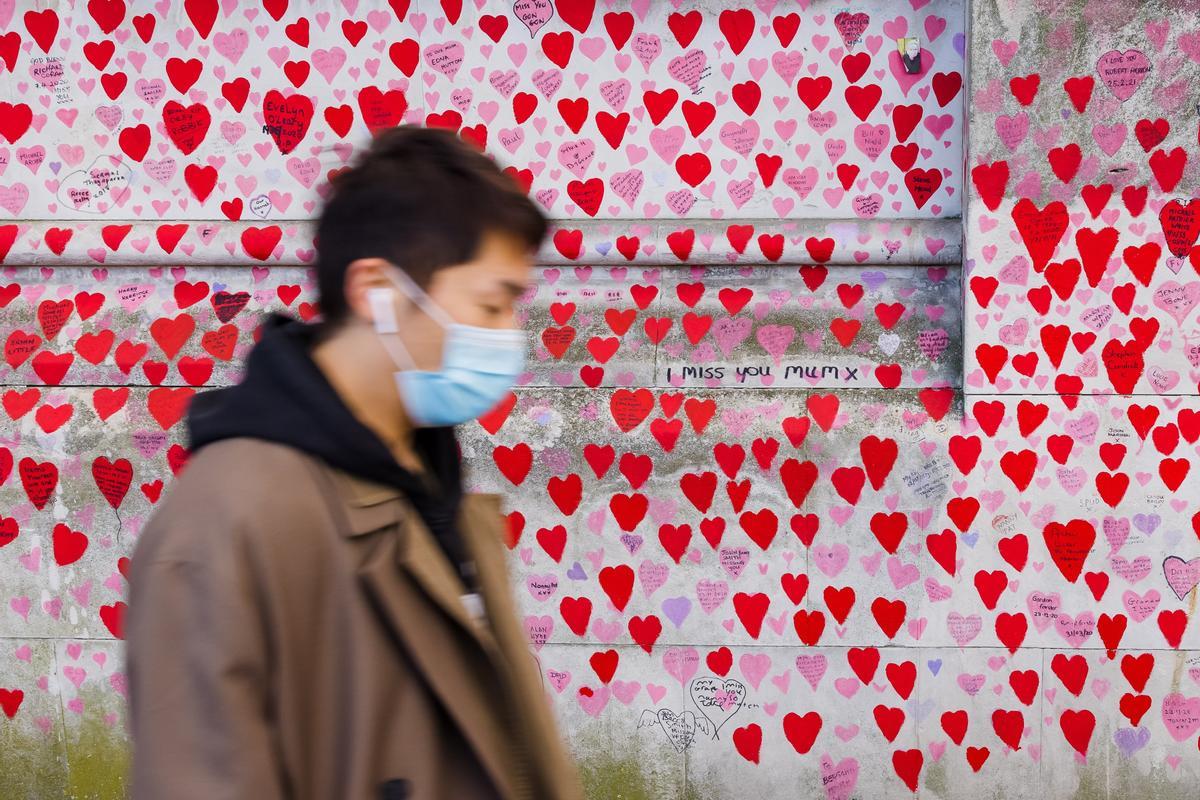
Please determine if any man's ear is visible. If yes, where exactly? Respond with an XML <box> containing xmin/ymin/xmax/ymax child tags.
<box><xmin>343</xmin><ymin>257</ymin><xmax>394</xmax><ymax>323</ymax></box>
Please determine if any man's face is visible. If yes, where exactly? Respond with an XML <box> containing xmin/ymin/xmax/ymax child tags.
<box><xmin>905</xmin><ymin>38</ymin><xmax>920</xmax><ymax>58</ymax></box>
<box><xmin>389</xmin><ymin>231</ymin><xmax>534</xmax><ymax>371</ymax></box>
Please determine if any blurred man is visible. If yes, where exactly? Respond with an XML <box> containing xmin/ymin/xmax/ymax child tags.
<box><xmin>125</xmin><ymin>126</ymin><xmax>585</xmax><ymax>800</ymax></box>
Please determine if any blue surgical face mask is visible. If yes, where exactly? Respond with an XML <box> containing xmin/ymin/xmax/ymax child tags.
<box><xmin>367</xmin><ymin>269</ymin><xmax>526</xmax><ymax>427</ymax></box>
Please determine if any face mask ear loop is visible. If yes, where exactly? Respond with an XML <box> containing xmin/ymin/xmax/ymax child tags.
<box><xmin>380</xmin><ymin>329</ymin><xmax>419</xmax><ymax>371</ymax></box>
<box><xmin>367</xmin><ymin>287</ymin><xmax>419</xmax><ymax>370</ymax></box>
<box><xmin>388</xmin><ymin>267</ymin><xmax>459</xmax><ymax>329</ymax></box>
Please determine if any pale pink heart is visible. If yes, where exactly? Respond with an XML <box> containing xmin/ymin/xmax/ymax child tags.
<box><xmin>311</xmin><ymin>47</ymin><xmax>347</xmax><ymax>83</ymax></box>
<box><xmin>525</xmin><ymin>574</ymin><xmax>558</xmax><ymax>601</ymax></box>
<box><xmin>9</xmin><ymin>595</ymin><xmax>30</xmax><ymax>620</ymax></box>
<box><xmin>631</xmin><ymin>33</ymin><xmax>661</xmax><ymax>71</ymax></box>
<box><xmin>806</xmin><ymin>110</ymin><xmax>836</xmax><ymax>135</ymax></box>
<box><xmin>738</xmin><ymin>653</ymin><xmax>771</xmax><ymax>690</ymax></box>
<box><xmin>957</xmin><ymin>673</ymin><xmax>985</xmax><ymax>695</ymax></box>
<box><xmin>1163</xmin><ymin>556</ymin><xmax>1200</xmax><ymax>601</ymax></box>
<box><xmin>852</xmin><ymin>194</ymin><xmax>882</xmax><ymax>218</ymax></box>
<box><xmin>853</xmin><ymin>123</ymin><xmax>889</xmax><ymax>160</ymax></box>
<box><xmin>886</xmin><ymin>557</ymin><xmax>919</xmax><ymax>590</ymax></box>
<box><xmin>662</xmin><ymin>646</ymin><xmax>699</xmax><ymax>686</ymax></box>
<box><xmin>772</xmin><ymin>51</ymin><xmax>804</xmax><ymax>84</ymax></box>
<box><xmin>1088</xmin><ymin>122</ymin><xmax>1127</xmax><ymax>155</ymax></box>
<box><xmin>578</xmin><ymin>685</ymin><xmax>610</xmax><ymax>717</ymax></box>
<box><xmin>649</xmin><ymin>126</ymin><xmax>685</xmax><ymax>163</ymax></box>
<box><xmin>18</xmin><ymin>547</ymin><xmax>39</xmax><ymax>573</ymax></box>
<box><xmin>834</xmin><ymin>677</ymin><xmax>859</xmax><ymax>699</ymax></box>
<box><xmin>590</xmin><ymin>618</ymin><xmax>620</xmax><ymax>643</ymax></box>
<box><xmin>795</xmin><ymin>654</ymin><xmax>827</xmax><ymax>690</ymax></box>
<box><xmin>1110</xmin><ymin>554</ymin><xmax>1151</xmax><ymax>584</ymax></box>
<box><xmin>812</xmin><ymin>544</ymin><xmax>849</xmax><ymax>577</ymax></box>
<box><xmin>782</xmin><ymin>166</ymin><xmax>818</xmax><ymax>199</ymax></box>
<box><xmin>1054</xmin><ymin>612</ymin><xmax>1095</xmax><ymax>647</ymax></box>
<box><xmin>1026</xmin><ymin>591</ymin><xmax>1061</xmax><ymax>632</ymax></box>
<box><xmin>598</xmin><ymin>78</ymin><xmax>630</xmax><ymax>111</ymax></box>
<box><xmin>133</xmin><ymin>78</ymin><xmax>169</xmax><ymax>107</ymax></box>
<box><xmin>711</xmin><ymin>317</ymin><xmax>753</xmax><ymax>358</ymax></box>
<box><xmin>718</xmin><ymin>547</ymin><xmax>749</xmax><ymax>579</ymax></box>
<box><xmin>696</xmin><ymin>579</ymin><xmax>729</xmax><ymax>614</ymax></box>
<box><xmin>1161</xmin><ymin>693</ymin><xmax>1200</xmax><ymax>741</ymax></box>
<box><xmin>579</xmin><ymin>37</ymin><xmax>606</xmax><ymax>61</ymax></box>
<box><xmin>530</xmin><ymin>68</ymin><xmax>562</xmax><ymax>100</ymax></box>
<box><xmin>63</xmin><ymin>665</ymin><xmax>87</xmax><ymax>689</ymax></box>
<box><xmin>995</xmin><ymin>112</ymin><xmax>1029</xmax><ymax>151</ymax></box>
<box><xmin>947</xmin><ymin>612</ymin><xmax>982</xmax><ymax>646</ymax></box>
<box><xmin>859</xmin><ymin>551</ymin><xmax>882</xmax><ymax>576</ymax></box>
<box><xmin>1122</xmin><ymin>589</ymin><xmax>1160</xmax><ymax>622</ymax></box>
<box><xmin>0</xmin><ymin>183</ymin><xmax>29</xmax><ymax>215</ymax></box>
<box><xmin>556</xmin><ymin>139</ymin><xmax>595</xmax><ymax>179</ymax></box>
<box><xmin>547</xmin><ymin>669</ymin><xmax>571</xmax><ymax>693</ymax></box>
<box><xmin>726</xmin><ymin>178</ymin><xmax>755</xmax><ymax>209</ymax></box>
<box><xmin>512</xmin><ymin>0</ymin><xmax>553</xmax><ymax>37</ymax></box>
<box><xmin>638</xmin><ymin>560</ymin><xmax>669</xmax><ymax>596</ymax></box>
<box><xmin>1096</xmin><ymin>49</ymin><xmax>1152</xmax><ymax>101</ymax></box>
<box><xmin>1153</xmin><ymin>281</ymin><xmax>1200</xmax><ymax>325</ymax></box>
<box><xmin>611</xmin><ymin>679</ymin><xmax>641</xmax><ymax>705</ymax></box>
<box><xmin>667</xmin><ymin>49</ymin><xmax>706</xmax><ymax>92</ymax></box>
<box><xmin>755</xmin><ymin>325</ymin><xmax>794</xmax><ymax>364</ymax></box>
<box><xmin>609</xmin><ymin>169</ymin><xmax>643</xmax><ymax>209</ymax></box>
<box><xmin>925</xmin><ymin>577</ymin><xmax>951</xmax><ymax>601</ymax></box>
<box><xmin>718</xmin><ymin>120</ymin><xmax>759</xmax><ymax>157</ymax></box>
<box><xmin>213</xmin><ymin>29</ymin><xmax>249</xmax><ymax>63</ymax></box>
<box><xmin>819</xmin><ymin>755</ymin><xmax>860</xmax><ymax>800</ymax></box>
<box><xmin>488</xmin><ymin>69</ymin><xmax>519</xmax><ymax>99</ymax></box>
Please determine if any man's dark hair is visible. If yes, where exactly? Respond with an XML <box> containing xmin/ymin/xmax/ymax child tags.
<box><xmin>313</xmin><ymin>126</ymin><xmax>548</xmax><ymax>326</ymax></box>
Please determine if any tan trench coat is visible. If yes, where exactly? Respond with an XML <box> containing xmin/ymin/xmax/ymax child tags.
<box><xmin>125</xmin><ymin>437</ymin><xmax>585</xmax><ymax>800</ymax></box>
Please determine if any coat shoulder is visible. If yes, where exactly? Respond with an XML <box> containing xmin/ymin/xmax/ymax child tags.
<box><xmin>132</xmin><ymin>438</ymin><xmax>327</xmax><ymax>566</ymax></box>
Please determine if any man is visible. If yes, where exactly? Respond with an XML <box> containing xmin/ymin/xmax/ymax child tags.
<box><xmin>125</xmin><ymin>126</ymin><xmax>586</xmax><ymax>800</ymax></box>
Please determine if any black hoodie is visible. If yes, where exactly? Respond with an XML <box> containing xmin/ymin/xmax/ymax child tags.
<box><xmin>186</xmin><ymin>312</ymin><xmax>475</xmax><ymax>590</ymax></box>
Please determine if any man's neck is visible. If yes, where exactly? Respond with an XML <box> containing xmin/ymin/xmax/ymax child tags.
<box><xmin>311</xmin><ymin>323</ymin><xmax>424</xmax><ymax>472</ymax></box>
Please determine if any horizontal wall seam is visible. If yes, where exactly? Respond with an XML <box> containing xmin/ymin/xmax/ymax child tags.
<box><xmin>0</xmin><ymin>217</ymin><xmax>963</xmax><ymax>267</ymax></box>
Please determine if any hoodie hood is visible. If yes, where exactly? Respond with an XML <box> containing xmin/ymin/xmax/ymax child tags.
<box><xmin>187</xmin><ymin>312</ymin><xmax>471</xmax><ymax>584</ymax></box>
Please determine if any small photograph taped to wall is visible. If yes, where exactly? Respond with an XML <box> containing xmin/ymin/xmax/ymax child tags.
<box><xmin>899</xmin><ymin>36</ymin><xmax>923</xmax><ymax>74</ymax></box>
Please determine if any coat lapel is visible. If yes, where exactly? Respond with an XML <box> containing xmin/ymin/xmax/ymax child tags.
<box><xmin>321</xmin><ymin>467</ymin><xmax>519</xmax><ymax>798</ymax></box>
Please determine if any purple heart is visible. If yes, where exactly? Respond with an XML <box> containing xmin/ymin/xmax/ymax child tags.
<box><xmin>213</xmin><ymin>283</ymin><xmax>227</xmax><ymax>292</ymax></box>
<box><xmin>1133</xmin><ymin>513</ymin><xmax>1160</xmax><ymax>535</ymax></box>
<box><xmin>566</xmin><ymin>562</ymin><xmax>587</xmax><ymax>580</ymax></box>
<box><xmin>927</xmin><ymin>659</ymin><xmax>942</xmax><ymax>676</ymax></box>
<box><xmin>1113</xmin><ymin>726</ymin><xmax>1149</xmax><ymax>758</ymax></box>
<box><xmin>619</xmin><ymin>534</ymin><xmax>643</xmax><ymax>555</ymax></box>
<box><xmin>953</xmin><ymin>33</ymin><xmax>966</xmax><ymax>58</ymax></box>
<box><xmin>49</xmin><ymin>161</ymin><xmax>62</xmax><ymax>175</ymax></box>
<box><xmin>662</xmin><ymin>596</ymin><xmax>692</xmax><ymax>629</ymax></box>
<box><xmin>907</xmin><ymin>698</ymin><xmax>936</xmax><ymax>722</ymax></box>
<box><xmin>860</xmin><ymin>270</ymin><xmax>887</xmax><ymax>291</ymax></box>
<box><xmin>594</xmin><ymin>241</ymin><xmax>612</xmax><ymax>256</ymax></box>
<box><xmin>961</xmin><ymin>531</ymin><xmax>979</xmax><ymax>548</ymax></box>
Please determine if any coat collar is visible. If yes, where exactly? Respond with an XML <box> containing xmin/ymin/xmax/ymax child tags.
<box><xmin>322</xmin><ymin>467</ymin><xmax>523</xmax><ymax>798</ymax></box>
